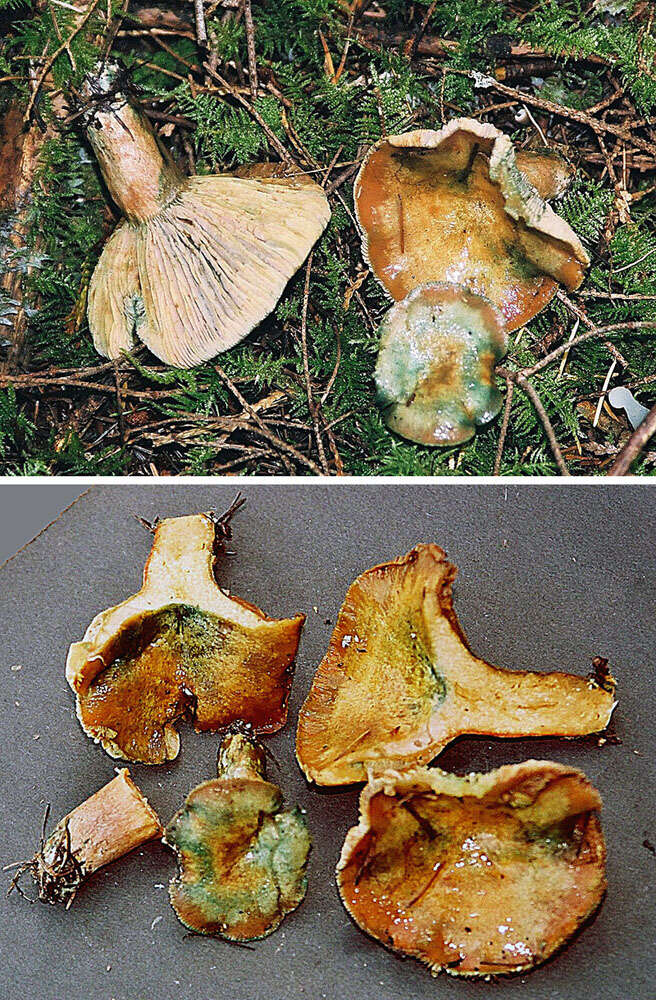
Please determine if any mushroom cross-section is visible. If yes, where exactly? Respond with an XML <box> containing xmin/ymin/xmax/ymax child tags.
<box><xmin>354</xmin><ymin>118</ymin><xmax>588</xmax><ymax>332</ymax></box>
<box><xmin>375</xmin><ymin>282</ymin><xmax>507</xmax><ymax>445</ymax></box>
<box><xmin>337</xmin><ymin>760</ymin><xmax>606</xmax><ymax>977</ymax></box>
<box><xmin>83</xmin><ymin>64</ymin><xmax>330</xmax><ymax>368</ymax></box>
<box><xmin>66</xmin><ymin>513</ymin><xmax>305</xmax><ymax>763</ymax></box>
<box><xmin>296</xmin><ymin>545</ymin><xmax>616</xmax><ymax>785</ymax></box>
<box><xmin>165</xmin><ymin>731</ymin><xmax>311</xmax><ymax>940</ymax></box>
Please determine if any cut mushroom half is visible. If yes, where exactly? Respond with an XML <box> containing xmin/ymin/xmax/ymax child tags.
<box><xmin>296</xmin><ymin>545</ymin><xmax>616</xmax><ymax>785</ymax></box>
<box><xmin>67</xmin><ymin>509</ymin><xmax>305</xmax><ymax>763</ymax></box>
<box><xmin>83</xmin><ymin>64</ymin><xmax>330</xmax><ymax>367</ymax></box>
<box><xmin>337</xmin><ymin>760</ymin><xmax>606</xmax><ymax>977</ymax></box>
<box><xmin>375</xmin><ymin>282</ymin><xmax>507</xmax><ymax>445</ymax></box>
<box><xmin>165</xmin><ymin>730</ymin><xmax>310</xmax><ymax>940</ymax></box>
<box><xmin>354</xmin><ymin>118</ymin><xmax>588</xmax><ymax>332</ymax></box>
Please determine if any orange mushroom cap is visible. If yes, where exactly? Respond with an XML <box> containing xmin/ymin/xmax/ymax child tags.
<box><xmin>354</xmin><ymin>118</ymin><xmax>588</xmax><ymax>332</ymax></box>
<box><xmin>337</xmin><ymin>759</ymin><xmax>606</xmax><ymax>978</ymax></box>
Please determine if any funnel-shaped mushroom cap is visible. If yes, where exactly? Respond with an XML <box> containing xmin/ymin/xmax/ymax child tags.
<box><xmin>296</xmin><ymin>545</ymin><xmax>616</xmax><ymax>785</ymax></box>
<box><xmin>337</xmin><ymin>760</ymin><xmax>606</xmax><ymax>977</ymax></box>
<box><xmin>66</xmin><ymin>514</ymin><xmax>305</xmax><ymax>763</ymax></box>
<box><xmin>165</xmin><ymin>732</ymin><xmax>310</xmax><ymax>940</ymax></box>
<box><xmin>354</xmin><ymin>118</ymin><xmax>588</xmax><ymax>332</ymax></box>
<box><xmin>375</xmin><ymin>283</ymin><xmax>507</xmax><ymax>445</ymax></box>
<box><xmin>83</xmin><ymin>66</ymin><xmax>330</xmax><ymax>368</ymax></box>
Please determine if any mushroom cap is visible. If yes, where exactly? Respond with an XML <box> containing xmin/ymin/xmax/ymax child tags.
<box><xmin>66</xmin><ymin>514</ymin><xmax>305</xmax><ymax>763</ymax></box>
<box><xmin>514</xmin><ymin>146</ymin><xmax>575</xmax><ymax>201</ymax></box>
<box><xmin>354</xmin><ymin>118</ymin><xmax>588</xmax><ymax>332</ymax></box>
<box><xmin>337</xmin><ymin>760</ymin><xmax>606</xmax><ymax>977</ymax></box>
<box><xmin>165</xmin><ymin>773</ymin><xmax>310</xmax><ymax>940</ymax></box>
<box><xmin>374</xmin><ymin>282</ymin><xmax>507</xmax><ymax>446</ymax></box>
<box><xmin>295</xmin><ymin>545</ymin><xmax>616</xmax><ymax>786</ymax></box>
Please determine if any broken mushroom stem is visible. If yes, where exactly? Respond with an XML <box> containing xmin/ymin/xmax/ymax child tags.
<box><xmin>217</xmin><ymin>729</ymin><xmax>267</xmax><ymax>783</ymax></box>
<box><xmin>7</xmin><ymin>770</ymin><xmax>162</xmax><ymax>906</ymax></box>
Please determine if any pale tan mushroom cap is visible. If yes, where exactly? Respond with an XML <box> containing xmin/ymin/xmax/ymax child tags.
<box><xmin>354</xmin><ymin>118</ymin><xmax>589</xmax><ymax>332</ymax></box>
<box><xmin>88</xmin><ymin>174</ymin><xmax>330</xmax><ymax>368</ymax></box>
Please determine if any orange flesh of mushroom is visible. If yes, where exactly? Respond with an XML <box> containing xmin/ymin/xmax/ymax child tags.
<box><xmin>354</xmin><ymin>121</ymin><xmax>588</xmax><ymax>332</ymax></box>
<box><xmin>337</xmin><ymin>760</ymin><xmax>606</xmax><ymax>977</ymax></box>
<box><xmin>296</xmin><ymin>545</ymin><xmax>616</xmax><ymax>785</ymax></box>
<box><xmin>67</xmin><ymin>514</ymin><xmax>305</xmax><ymax>764</ymax></box>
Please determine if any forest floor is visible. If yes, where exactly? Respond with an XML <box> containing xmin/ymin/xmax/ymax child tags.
<box><xmin>1</xmin><ymin>0</ymin><xmax>655</xmax><ymax>476</ymax></box>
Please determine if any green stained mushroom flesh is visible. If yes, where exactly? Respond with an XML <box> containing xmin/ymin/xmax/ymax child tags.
<box><xmin>165</xmin><ymin>732</ymin><xmax>310</xmax><ymax>940</ymax></box>
<box><xmin>375</xmin><ymin>282</ymin><xmax>507</xmax><ymax>446</ymax></box>
<box><xmin>354</xmin><ymin>118</ymin><xmax>588</xmax><ymax>333</ymax></box>
<box><xmin>296</xmin><ymin>545</ymin><xmax>617</xmax><ymax>786</ymax></box>
<box><xmin>66</xmin><ymin>510</ymin><xmax>305</xmax><ymax>764</ymax></box>
<box><xmin>337</xmin><ymin>760</ymin><xmax>607</xmax><ymax>977</ymax></box>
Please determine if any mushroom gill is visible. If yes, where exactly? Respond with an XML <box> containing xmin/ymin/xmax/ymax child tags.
<box><xmin>165</xmin><ymin>731</ymin><xmax>310</xmax><ymax>940</ymax></box>
<box><xmin>337</xmin><ymin>760</ymin><xmax>606</xmax><ymax>977</ymax></box>
<box><xmin>83</xmin><ymin>65</ymin><xmax>330</xmax><ymax>367</ymax></box>
<box><xmin>66</xmin><ymin>509</ymin><xmax>305</xmax><ymax>763</ymax></box>
<box><xmin>354</xmin><ymin>118</ymin><xmax>588</xmax><ymax>332</ymax></box>
<box><xmin>296</xmin><ymin>545</ymin><xmax>616</xmax><ymax>785</ymax></box>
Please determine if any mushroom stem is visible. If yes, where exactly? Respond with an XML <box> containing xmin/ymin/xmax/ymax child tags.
<box><xmin>50</xmin><ymin>768</ymin><xmax>163</xmax><ymax>874</ymax></box>
<box><xmin>9</xmin><ymin>769</ymin><xmax>162</xmax><ymax>905</ymax></box>
<box><xmin>217</xmin><ymin>732</ymin><xmax>267</xmax><ymax>782</ymax></box>
<box><xmin>455</xmin><ymin>661</ymin><xmax>616</xmax><ymax>741</ymax></box>
<box><xmin>82</xmin><ymin>63</ymin><xmax>185</xmax><ymax>222</ymax></box>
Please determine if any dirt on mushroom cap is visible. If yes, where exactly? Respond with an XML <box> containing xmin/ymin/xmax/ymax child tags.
<box><xmin>337</xmin><ymin>760</ymin><xmax>606</xmax><ymax>977</ymax></box>
<box><xmin>296</xmin><ymin>544</ymin><xmax>616</xmax><ymax>786</ymax></box>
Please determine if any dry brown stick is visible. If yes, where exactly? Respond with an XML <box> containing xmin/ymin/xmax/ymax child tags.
<box><xmin>47</xmin><ymin>0</ymin><xmax>76</xmax><ymax>70</ymax></box>
<box><xmin>454</xmin><ymin>73</ymin><xmax>656</xmax><ymax>158</ymax></box>
<box><xmin>299</xmin><ymin>252</ymin><xmax>330</xmax><ymax>474</ymax></box>
<box><xmin>518</xmin><ymin>321</ymin><xmax>656</xmax><ymax>378</ymax></box>
<box><xmin>511</xmin><ymin>370</ymin><xmax>570</xmax><ymax>475</ymax></box>
<box><xmin>193</xmin><ymin>0</ymin><xmax>207</xmax><ymax>45</ymax></box>
<box><xmin>556</xmin><ymin>289</ymin><xmax>629</xmax><ymax>368</ymax></box>
<box><xmin>113</xmin><ymin>361</ymin><xmax>127</xmax><ymax>449</ymax></box>
<box><xmin>212</xmin><ymin>363</ymin><xmax>322</xmax><ymax>474</ymax></box>
<box><xmin>608</xmin><ymin>401</ymin><xmax>656</xmax><ymax>475</ymax></box>
<box><xmin>352</xmin><ymin>23</ymin><xmax>611</xmax><ymax>66</ymax></box>
<box><xmin>0</xmin><ymin>374</ymin><xmax>189</xmax><ymax>400</ymax></box>
<box><xmin>493</xmin><ymin>377</ymin><xmax>514</xmax><ymax>475</ymax></box>
<box><xmin>202</xmin><ymin>62</ymin><xmax>293</xmax><ymax>163</ymax></box>
<box><xmin>243</xmin><ymin>0</ymin><xmax>258</xmax><ymax>99</ymax></box>
<box><xmin>406</xmin><ymin>0</ymin><xmax>438</xmax><ymax>59</ymax></box>
<box><xmin>580</xmin><ymin>291</ymin><xmax>656</xmax><ymax>301</ymax></box>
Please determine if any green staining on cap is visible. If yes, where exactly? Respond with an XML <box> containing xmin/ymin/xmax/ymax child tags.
<box><xmin>165</xmin><ymin>733</ymin><xmax>310</xmax><ymax>941</ymax></box>
<box><xmin>375</xmin><ymin>282</ymin><xmax>507</xmax><ymax>446</ymax></box>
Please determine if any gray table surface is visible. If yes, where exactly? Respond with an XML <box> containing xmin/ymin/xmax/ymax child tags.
<box><xmin>0</xmin><ymin>483</ymin><xmax>653</xmax><ymax>1000</ymax></box>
